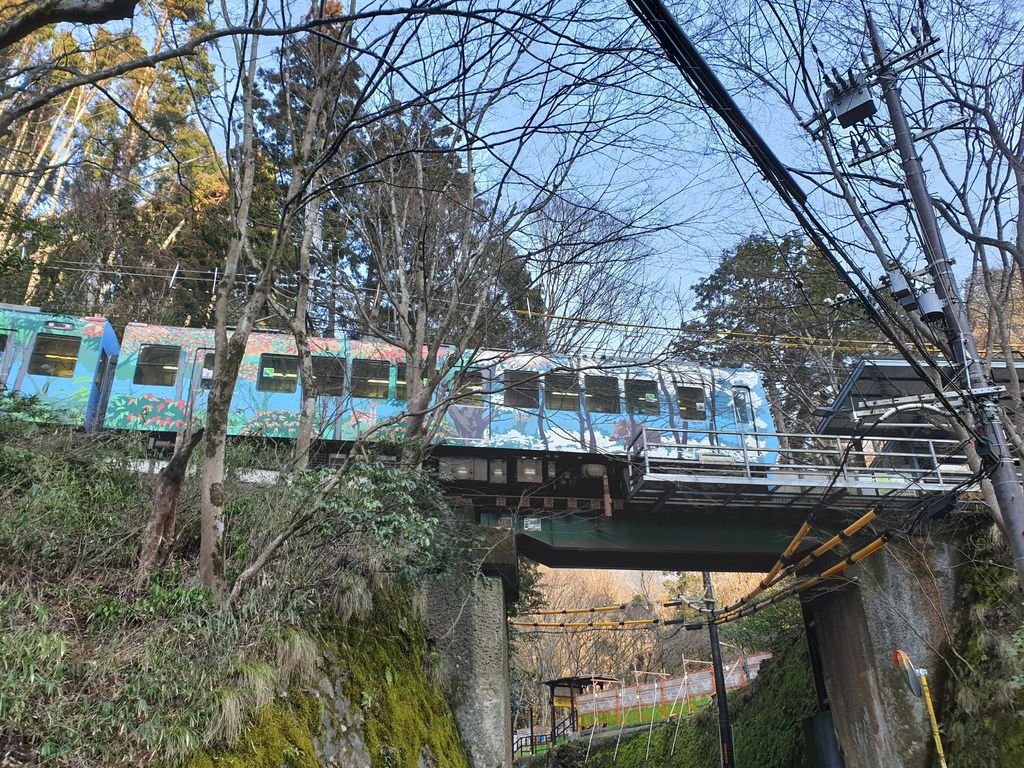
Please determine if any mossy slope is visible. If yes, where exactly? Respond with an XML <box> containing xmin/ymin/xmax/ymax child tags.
<box><xmin>190</xmin><ymin>590</ymin><xmax>469</xmax><ymax>768</ymax></box>
<box><xmin>329</xmin><ymin>589</ymin><xmax>468</xmax><ymax>768</ymax></box>
<box><xmin>941</xmin><ymin>522</ymin><xmax>1024</xmax><ymax>768</ymax></box>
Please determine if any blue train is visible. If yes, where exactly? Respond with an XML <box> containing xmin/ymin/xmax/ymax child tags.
<box><xmin>0</xmin><ymin>305</ymin><xmax>778</xmax><ymax>498</ymax></box>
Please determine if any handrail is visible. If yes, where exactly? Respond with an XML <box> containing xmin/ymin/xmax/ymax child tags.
<box><xmin>631</xmin><ymin>425</ymin><xmax>965</xmax><ymax>447</ymax></box>
<box><xmin>625</xmin><ymin>426</ymin><xmax>976</xmax><ymax>494</ymax></box>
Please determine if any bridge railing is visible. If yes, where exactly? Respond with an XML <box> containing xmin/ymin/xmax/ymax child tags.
<box><xmin>626</xmin><ymin>427</ymin><xmax>974</xmax><ymax>492</ymax></box>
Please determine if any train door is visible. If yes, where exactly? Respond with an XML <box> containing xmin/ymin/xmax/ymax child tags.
<box><xmin>490</xmin><ymin>359</ymin><xmax>543</xmax><ymax>449</ymax></box>
<box><xmin>311</xmin><ymin>354</ymin><xmax>347</xmax><ymax>441</ymax></box>
<box><xmin>581</xmin><ymin>371</ymin><xmax>622</xmax><ymax>452</ymax></box>
<box><xmin>87</xmin><ymin>350</ymin><xmax>118</xmax><ymax>431</ymax></box>
<box><xmin>0</xmin><ymin>327</ymin><xmax>13</xmax><ymax>391</ymax></box>
<box><xmin>186</xmin><ymin>347</ymin><xmax>215</xmax><ymax>429</ymax></box>
<box><xmin>347</xmin><ymin>356</ymin><xmax>392</xmax><ymax>439</ymax></box>
<box><xmin>713</xmin><ymin>382</ymin><xmax>753</xmax><ymax>447</ymax></box>
<box><xmin>446</xmin><ymin>360</ymin><xmax>492</xmax><ymax>447</ymax></box>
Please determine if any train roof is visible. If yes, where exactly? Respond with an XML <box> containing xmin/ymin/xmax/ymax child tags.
<box><xmin>817</xmin><ymin>356</ymin><xmax>1024</xmax><ymax>437</ymax></box>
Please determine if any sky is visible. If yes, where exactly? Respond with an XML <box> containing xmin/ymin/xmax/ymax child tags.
<box><xmin>100</xmin><ymin>0</ymin><xmax>989</xmax><ymax>345</ymax></box>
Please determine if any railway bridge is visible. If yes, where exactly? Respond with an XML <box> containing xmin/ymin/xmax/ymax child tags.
<box><xmin>447</xmin><ymin>359</ymin><xmax>991</xmax><ymax>768</ymax></box>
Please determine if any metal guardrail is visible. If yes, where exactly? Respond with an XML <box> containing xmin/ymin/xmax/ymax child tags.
<box><xmin>625</xmin><ymin>427</ymin><xmax>976</xmax><ymax>510</ymax></box>
<box><xmin>512</xmin><ymin>713</ymin><xmax>574</xmax><ymax>757</ymax></box>
<box><xmin>575</xmin><ymin>653</ymin><xmax>771</xmax><ymax>716</ymax></box>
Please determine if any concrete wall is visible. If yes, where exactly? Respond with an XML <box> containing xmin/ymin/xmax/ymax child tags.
<box><xmin>425</xmin><ymin>575</ymin><xmax>512</xmax><ymax>768</ymax></box>
<box><xmin>806</xmin><ymin>537</ymin><xmax>958</xmax><ymax>768</ymax></box>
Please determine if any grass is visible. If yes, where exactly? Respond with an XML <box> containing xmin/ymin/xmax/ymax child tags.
<box><xmin>547</xmin><ymin>633</ymin><xmax>818</xmax><ymax>768</ymax></box>
<box><xmin>578</xmin><ymin>695</ymin><xmax>712</xmax><ymax>730</ymax></box>
<box><xmin>513</xmin><ymin>696</ymin><xmax>714</xmax><ymax>759</ymax></box>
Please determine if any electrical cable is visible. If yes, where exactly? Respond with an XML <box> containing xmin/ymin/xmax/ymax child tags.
<box><xmin>626</xmin><ymin>0</ymin><xmax>982</xmax><ymax>441</ymax></box>
<box><xmin>511</xmin><ymin>603</ymin><xmax>630</xmax><ymax>617</ymax></box>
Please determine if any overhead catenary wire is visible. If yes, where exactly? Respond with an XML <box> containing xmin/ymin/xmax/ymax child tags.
<box><xmin>510</xmin><ymin>603</ymin><xmax>630</xmax><ymax>617</ymax></box>
<box><xmin>509</xmin><ymin>618</ymin><xmax>683</xmax><ymax>629</ymax></box>
<box><xmin>33</xmin><ymin>259</ymin><xmax>969</xmax><ymax>354</ymax></box>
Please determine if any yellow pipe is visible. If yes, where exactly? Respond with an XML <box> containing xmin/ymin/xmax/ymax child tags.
<box><xmin>819</xmin><ymin>537</ymin><xmax>887</xmax><ymax>579</ymax></box>
<box><xmin>713</xmin><ymin>534</ymin><xmax>891</xmax><ymax>626</ymax></box>
<box><xmin>920</xmin><ymin>672</ymin><xmax>948</xmax><ymax>768</ymax></box>
<box><xmin>713</xmin><ymin>513</ymin><xmax>877</xmax><ymax>621</ymax></box>
<box><xmin>510</xmin><ymin>618</ymin><xmax>662</xmax><ymax>629</ymax></box>
<box><xmin>793</xmin><ymin>510</ymin><xmax>877</xmax><ymax>571</ymax></box>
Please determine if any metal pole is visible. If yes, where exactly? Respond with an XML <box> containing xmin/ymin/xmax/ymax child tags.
<box><xmin>867</xmin><ymin>14</ymin><xmax>1024</xmax><ymax>579</ymax></box>
<box><xmin>919</xmin><ymin>672</ymin><xmax>949</xmax><ymax>768</ymax></box>
<box><xmin>530</xmin><ymin>706</ymin><xmax>535</xmax><ymax>755</ymax></box>
<box><xmin>550</xmin><ymin>684</ymin><xmax>556</xmax><ymax>748</ymax></box>
<box><xmin>704</xmin><ymin>571</ymin><xmax>736</xmax><ymax>768</ymax></box>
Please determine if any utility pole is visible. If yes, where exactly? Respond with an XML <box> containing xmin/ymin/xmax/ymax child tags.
<box><xmin>863</xmin><ymin>14</ymin><xmax>1024</xmax><ymax>582</ymax></box>
<box><xmin>704</xmin><ymin>571</ymin><xmax>736</xmax><ymax>768</ymax></box>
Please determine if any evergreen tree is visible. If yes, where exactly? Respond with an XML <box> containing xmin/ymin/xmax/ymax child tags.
<box><xmin>684</xmin><ymin>233</ymin><xmax>880</xmax><ymax>431</ymax></box>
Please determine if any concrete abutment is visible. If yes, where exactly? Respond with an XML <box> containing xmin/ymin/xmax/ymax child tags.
<box><xmin>804</xmin><ymin>536</ymin><xmax>959</xmax><ymax>768</ymax></box>
<box><xmin>425</xmin><ymin>574</ymin><xmax>513</xmax><ymax>768</ymax></box>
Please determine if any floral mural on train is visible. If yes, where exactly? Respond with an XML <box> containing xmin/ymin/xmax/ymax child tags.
<box><xmin>2</xmin><ymin>306</ymin><xmax>778</xmax><ymax>461</ymax></box>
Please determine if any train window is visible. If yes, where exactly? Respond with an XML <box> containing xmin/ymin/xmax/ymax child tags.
<box><xmin>257</xmin><ymin>354</ymin><xmax>298</xmax><ymax>393</ymax></box>
<box><xmin>544</xmin><ymin>372</ymin><xmax>579</xmax><ymax>411</ymax></box>
<box><xmin>199</xmin><ymin>353</ymin><xmax>215</xmax><ymax>390</ymax></box>
<box><xmin>312</xmin><ymin>356</ymin><xmax>345</xmax><ymax>397</ymax></box>
<box><xmin>625</xmin><ymin>379</ymin><xmax>660</xmax><ymax>416</ymax></box>
<box><xmin>395</xmin><ymin>363</ymin><xmax>407</xmax><ymax>401</ymax></box>
<box><xmin>503</xmin><ymin>370</ymin><xmax>539</xmax><ymax>409</ymax></box>
<box><xmin>0</xmin><ymin>333</ymin><xmax>7</xmax><ymax>359</ymax></box>
<box><xmin>733</xmin><ymin>385</ymin><xmax>755</xmax><ymax>426</ymax></box>
<box><xmin>675</xmin><ymin>385</ymin><xmax>706</xmax><ymax>420</ymax></box>
<box><xmin>134</xmin><ymin>345</ymin><xmax>181</xmax><ymax>387</ymax></box>
<box><xmin>585</xmin><ymin>375</ymin><xmax>620</xmax><ymax>413</ymax></box>
<box><xmin>351</xmin><ymin>359</ymin><xmax>391</xmax><ymax>399</ymax></box>
<box><xmin>453</xmin><ymin>369</ymin><xmax>485</xmax><ymax>407</ymax></box>
<box><xmin>28</xmin><ymin>334</ymin><xmax>80</xmax><ymax>378</ymax></box>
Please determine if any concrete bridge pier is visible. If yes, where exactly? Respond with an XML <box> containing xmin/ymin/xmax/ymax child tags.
<box><xmin>425</xmin><ymin>574</ymin><xmax>513</xmax><ymax>768</ymax></box>
<box><xmin>803</xmin><ymin>535</ymin><xmax>959</xmax><ymax>768</ymax></box>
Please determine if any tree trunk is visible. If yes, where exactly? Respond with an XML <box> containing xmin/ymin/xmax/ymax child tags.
<box><xmin>200</xmin><ymin>378</ymin><xmax>232</xmax><ymax>593</ymax></box>
<box><xmin>292</xmin><ymin>194</ymin><xmax>321</xmax><ymax>470</ymax></box>
<box><xmin>137</xmin><ymin>428</ymin><xmax>204</xmax><ymax>584</ymax></box>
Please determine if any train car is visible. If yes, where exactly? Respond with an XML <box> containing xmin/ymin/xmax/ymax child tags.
<box><xmin>0</xmin><ymin>304</ymin><xmax>120</xmax><ymax>429</ymax></box>
<box><xmin>104</xmin><ymin>323</ymin><xmax>412</xmax><ymax>439</ymax></box>
<box><xmin>103</xmin><ymin>322</ymin><xmax>777</xmax><ymax>495</ymax></box>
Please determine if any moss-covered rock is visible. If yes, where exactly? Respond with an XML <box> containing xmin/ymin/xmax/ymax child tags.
<box><xmin>189</xmin><ymin>590</ymin><xmax>469</xmax><ymax>768</ymax></box>
<box><xmin>326</xmin><ymin>589</ymin><xmax>469</xmax><ymax>768</ymax></box>
<box><xmin>186</xmin><ymin>695</ymin><xmax>322</xmax><ymax>768</ymax></box>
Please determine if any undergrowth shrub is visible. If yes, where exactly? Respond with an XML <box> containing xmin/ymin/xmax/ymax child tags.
<box><xmin>0</xmin><ymin>401</ymin><xmax>476</xmax><ymax>766</ymax></box>
<box><xmin>941</xmin><ymin>518</ymin><xmax>1024</xmax><ymax>766</ymax></box>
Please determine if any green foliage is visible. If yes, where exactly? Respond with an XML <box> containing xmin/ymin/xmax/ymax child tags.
<box><xmin>0</xmin><ymin>411</ymin><xmax>148</xmax><ymax>573</ymax></box>
<box><xmin>719</xmin><ymin>598</ymin><xmax>803</xmax><ymax>654</ymax></box>
<box><xmin>941</xmin><ymin>519</ymin><xmax>1024</xmax><ymax>767</ymax></box>
<box><xmin>325</xmin><ymin>589</ymin><xmax>470</xmax><ymax>768</ymax></box>
<box><xmin>0</xmin><ymin>421</ymin><xmax>475</xmax><ymax>766</ymax></box>
<box><xmin>686</xmin><ymin>232</ymin><xmax>878</xmax><ymax>430</ymax></box>
<box><xmin>549</xmin><ymin>629</ymin><xmax>817</xmax><ymax>768</ymax></box>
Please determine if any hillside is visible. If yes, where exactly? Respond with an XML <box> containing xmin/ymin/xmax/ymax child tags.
<box><xmin>539</xmin><ymin>628</ymin><xmax>817</xmax><ymax>768</ymax></box>
<box><xmin>0</xmin><ymin>406</ymin><xmax>474</xmax><ymax>767</ymax></box>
